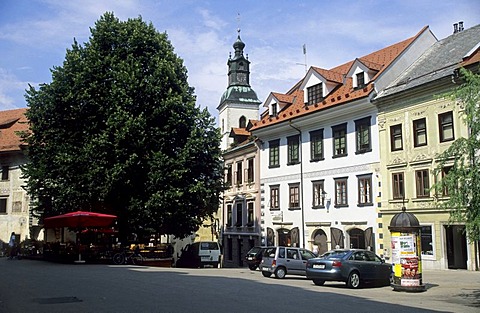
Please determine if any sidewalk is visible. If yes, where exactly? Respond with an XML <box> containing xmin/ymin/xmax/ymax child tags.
<box><xmin>419</xmin><ymin>269</ymin><xmax>480</xmax><ymax>311</ymax></box>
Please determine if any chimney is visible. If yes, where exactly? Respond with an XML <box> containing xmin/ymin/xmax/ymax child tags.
<box><xmin>459</xmin><ymin>21</ymin><xmax>464</xmax><ymax>32</ymax></box>
<box><xmin>453</xmin><ymin>23</ymin><xmax>458</xmax><ymax>34</ymax></box>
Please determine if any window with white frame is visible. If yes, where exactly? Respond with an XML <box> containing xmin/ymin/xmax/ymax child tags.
<box><xmin>392</xmin><ymin>172</ymin><xmax>405</xmax><ymax>200</ymax></box>
<box><xmin>310</xmin><ymin>129</ymin><xmax>324</xmax><ymax>161</ymax></box>
<box><xmin>356</xmin><ymin>72</ymin><xmax>365</xmax><ymax>89</ymax></box>
<box><xmin>334</xmin><ymin>177</ymin><xmax>348</xmax><ymax>207</ymax></box>
<box><xmin>390</xmin><ymin>124</ymin><xmax>403</xmax><ymax>151</ymax></box>
<box><xmin>413</xmin><ymin>118</ymin><xmax>427</xmax><ymax>147</ymax></box>
<box><xmin>438</xmin><ymin>111</ymin><xmax>454</xmax><ymax>142</ymax></box>
<box><xmin>270</xmin><ymin>185</ymin><xmax>280</xmax><ymax>210</ymax></box>
<box><xmin>312</xmin><ymin>180</ymin><xmax>325</xmax><ymax>208</ymax></box>
<box><xmin>420</xmin><ymin>225</ymin><xmax>434</xmax><ymax>257</ymax></box>
<box><xmin>415</xmin><ymin>169</ymin><xmax>430</xmax><ymax>198</ymax></box>
<box><xmin>289</xmin><ymin>183</ymin><xmax>300</xmax><ymax>208</ymax></box>
<box><xmin>357</xmin><ymin>174</ymin><xmax>372</xmax><ymax>206</ymax></box>
<box><xmin>236</xmin><ymin>161</ymin><xmax>242</xmax><ymax>186</ymax></box>
<box><xmin>269</xmin><ymin>139</ymin><xmax>280</xmax><ymax>168</ymax></box>
<box><xmin>307</xmin><ymin>83</ymin><xmax>323</xmax><ymax>105</ymax></box>
<box><xmin>355</xmin><ymin>117</ymin><xmax>371</xmax><ymax>154</ymax></box>
<box><xmin>287</xmin><ymin>135</ymin><xmax>300</xmax><ymax>165</ymax></box>
<box><xmin>332</xmin><ymin>123</ymin><xmax>347</xmax><ymax>157</ymax></box>
<box><xmin>271</xmin><ymin>103</ymin><xmax>278</xmax><ymax>116</ymax></box>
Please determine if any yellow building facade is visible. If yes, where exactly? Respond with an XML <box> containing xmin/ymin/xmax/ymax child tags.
<box><xmin>375</xmin><ymin>24</ymin><xmax>480</xmax><ymax>270</ymax></box>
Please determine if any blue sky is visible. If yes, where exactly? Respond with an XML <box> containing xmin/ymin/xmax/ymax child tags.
<box><xmin>0</xmin><ymin>0</ymin><xmax>479</xmax><ymax>120</ymax></box>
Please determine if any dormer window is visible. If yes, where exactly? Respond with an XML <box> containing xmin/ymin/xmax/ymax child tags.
<box><xmin>271</xmin><ymin>103</ymin><xmax>278</xmax><ymax>116</ymax></box>
<box><xmin>307</xmin><ymin>83</ymin><xmax>323</xmax><ymax>105</ymax></box>
<box><xmin>356</xmin><ymin>72</ymin><xmax>365</xmax><ymax>89</ymax></box>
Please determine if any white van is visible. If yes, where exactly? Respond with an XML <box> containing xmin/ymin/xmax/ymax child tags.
<box><xmin>176</xmin><ymin>241</ymin><xmax>221</xmax><ymax>268</ymax></box>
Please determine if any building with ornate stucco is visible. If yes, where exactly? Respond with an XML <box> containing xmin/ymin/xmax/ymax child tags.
<box><xmin>374</xmin><ymin>23</ymin><xmax>480</xmax><ymax>270</ymax></box>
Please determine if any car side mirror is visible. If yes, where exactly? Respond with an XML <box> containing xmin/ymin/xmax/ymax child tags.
<box><xmin>381</xmin><ymin>259</ymin><xmax>385</xmax><ymax>263</ymax></box>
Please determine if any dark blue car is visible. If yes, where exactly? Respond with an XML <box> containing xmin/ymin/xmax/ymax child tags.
<box><xmin>306</xmin><ymin>249</ymin><xmax>392</xmax><ymax>289</ymax></box>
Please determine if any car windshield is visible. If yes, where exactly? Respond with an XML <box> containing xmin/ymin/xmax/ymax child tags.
<box><xmin>320</xmin><ymin>250</ymin><xmax>349</xmax><ymax>259</ymax></box>
<box><xmin>248</xmin><ymin>247</ymin><xmax>262</xmax><ymax>254</ymax></box>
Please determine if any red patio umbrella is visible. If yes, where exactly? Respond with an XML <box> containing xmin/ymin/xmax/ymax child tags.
<box><xmin>43</xmin><ymin>211</ymin><xmax>117</xmax><ymax>263</ymax></box>
<box><xmin>44</xmin><ymin>211</ymin><xmax>117</xmax><ymax>229</ymax></box>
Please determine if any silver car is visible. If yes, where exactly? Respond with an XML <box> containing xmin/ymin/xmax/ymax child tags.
<box><xmin>306</xmin><ymin>249</ymin><xmax>392</xmax><ymax>288</ymax></box>
<box><xmin>260</xmin><ymin>246</ymin><xmax>317</xmax><ymax>279</ymax></box>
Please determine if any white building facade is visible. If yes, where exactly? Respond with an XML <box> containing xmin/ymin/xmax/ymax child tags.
<box><xmin>251</xmin><ymin>27</ymin><xmax>437</xmax><ymax>256</ymax></box>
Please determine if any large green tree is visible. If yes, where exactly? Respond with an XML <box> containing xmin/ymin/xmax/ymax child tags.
<box><xmin>434</xmin><ymin>67</ymin><xmax>480</xmax><ymax>242</ymax></box>
<box><xmin>23</xmin><ymin>13</ymin><xmax>223</xmax><ymax>240</ymax></box>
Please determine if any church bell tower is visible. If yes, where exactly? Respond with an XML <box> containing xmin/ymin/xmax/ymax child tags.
<box><xmin>217</xmin><ymin>29</ymin><xmax>261</xmax><ymax>151</ymax></box>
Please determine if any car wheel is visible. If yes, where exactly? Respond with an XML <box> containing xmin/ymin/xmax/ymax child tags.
<box><xmin>274</xmin><ymin>267</ymin><xmax>286</xmax><ymax>279</ymax></box>
<box><xmin>248</xmin><ymin>264</ymin><xmax>257</xmax><ymax>270</ymax></box>
<box><xmin>262</xmin><ymin>271</ymin><xmax>272</xmax><ymax>277</ymax></box>
<box><xmin>313</xmin><ymin>279</ymin><xmax>325</xmax><ymax>286</ymax></box>
<box><xmin>347</xmin><ymin>271</ymin><xmax>361</xmax><ymax>289</ymax></box>
<box><xmin>388</xmin><ymin>272</ymin><xmax>394</xmax><ymax>285</ymax></box>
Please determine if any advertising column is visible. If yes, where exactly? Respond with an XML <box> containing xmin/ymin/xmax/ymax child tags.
<box><xmin>391</xmin><ymin>232</ymin><xmax>422</xmax><ymax>288</ymax></box>
<box><xmin>388</xmin><ymin>206</ymin><xmax>425</xmax><ymax>292</ymax></box>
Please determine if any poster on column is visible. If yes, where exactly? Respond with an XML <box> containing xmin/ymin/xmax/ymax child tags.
<box><xmin>390</xmin><ymin>235</ymin><xmax>400</xmax><ymax>264</ymax></box>
<box><xmin>399</xmin><ymin>234</ymin><xmax>420</xmax><ymax>286</ymax></box>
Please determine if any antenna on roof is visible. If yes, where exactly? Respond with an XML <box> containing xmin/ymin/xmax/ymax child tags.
<box><xmin>296</xmin><ymin>44</ymin><xmax>308</xmax><ymax>73</ymax></box>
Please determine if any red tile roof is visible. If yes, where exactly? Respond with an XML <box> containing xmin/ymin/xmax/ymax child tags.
<box><xmin>0</xmin><ymin>108</ymin><xmax>28</xmax><ymax>152</ymax></box>
<box><xmin>230</xmin><ymin>127</ymin><xmax>250</xmax><ymax>137</ymax></box>
<box><xmin>311</xmin><ymin>67</ymin><xmax>344</xmax><ymax>83</ymax></box>
<box><xmin>356</xmin><ymin>58</ymin><xmax>384</xmax><ymax>71</ymax></box>
<box><xmin>252</xmin><ymin>27</ymin><xmax>428</xmax><ymax>131</ymax></box>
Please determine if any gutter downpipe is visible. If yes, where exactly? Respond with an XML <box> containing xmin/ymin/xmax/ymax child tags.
<box><xmin>289</xmin><ymin>121</ymin><xmax>305</xmax><ymax>248</ymax></box>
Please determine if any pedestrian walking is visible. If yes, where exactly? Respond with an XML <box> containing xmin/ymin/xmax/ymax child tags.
<box><xmin>8</xmin><ymin>232</ymin><xmax>17</xmax><ymax>259</ymax></box>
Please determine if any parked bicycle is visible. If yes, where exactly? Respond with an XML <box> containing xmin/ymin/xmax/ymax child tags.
<box><xmin>112</xmin><ymin>249</ymin><xmax>144</xmax><ymax>265</ymax></box>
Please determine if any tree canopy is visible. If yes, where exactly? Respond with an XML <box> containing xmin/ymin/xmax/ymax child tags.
<box><xmin>22</xmin><ymin>12</ymin><xmax>224</xmax><ymax>240</ymax></box>
<box><xmin>434</xmin><ymin>67</ymin><xmax>480</xmax><ymax>242</ymax></box>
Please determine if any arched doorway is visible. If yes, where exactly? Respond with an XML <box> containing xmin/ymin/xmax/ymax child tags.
<box><xmin>313</xmin><ymin>229</ymin><xmax>328</xmax><ymax>255</ymax></box>
<box><xmin>278</xmin><ymin>228</ymin><xmax>290</xmax><ymax>246</ymax></box>
<box><xmin>349</xmin><ymin>228</ymin><xmax>365</xmax><ymax>249</ymax></box>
